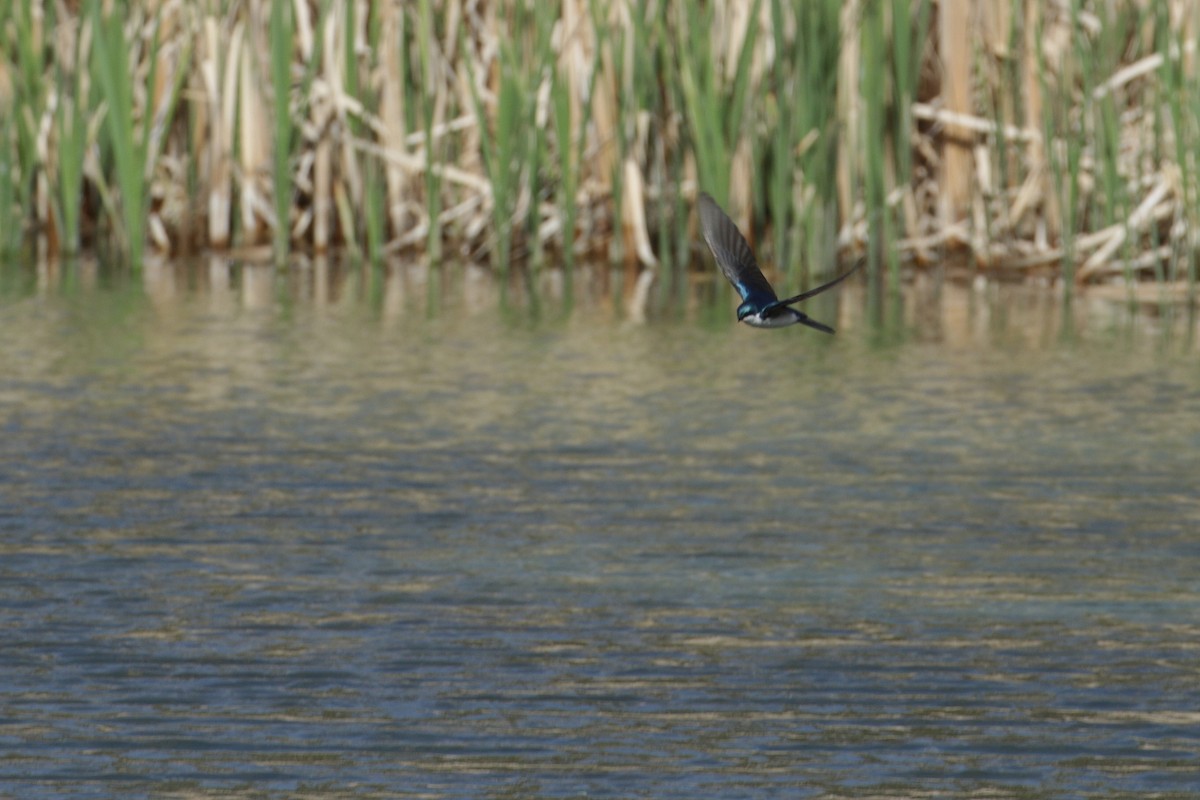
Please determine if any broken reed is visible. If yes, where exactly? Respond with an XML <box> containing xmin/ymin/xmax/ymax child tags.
<box><xmin>0</xmin><ymin>0</ymin><xmax>1198</xmax><ymax>294</ymax></box>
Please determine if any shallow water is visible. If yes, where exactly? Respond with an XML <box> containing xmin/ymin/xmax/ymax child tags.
<box><xmin>1</xmin><ymin>260</ymin><xmax>1199</xmax><ymax>798</ymax></box>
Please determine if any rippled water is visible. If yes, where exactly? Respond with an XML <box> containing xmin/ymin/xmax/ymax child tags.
<box><xmin>1</xmin><ymin>261</ymin><xmax>1198</xmax><ymax>798</ymax></box>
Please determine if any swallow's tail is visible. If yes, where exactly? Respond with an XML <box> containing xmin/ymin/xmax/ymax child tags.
<box><xmin>796</xmin><ymin>313</ymin><xmax>835</xmax><ymax>335</ymax></box>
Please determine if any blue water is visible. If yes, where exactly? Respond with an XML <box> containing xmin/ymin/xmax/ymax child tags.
<box><xmin>1</xmin><ymin>262</ymin><xmax>1198</xmax><ymax>798</ymax></box>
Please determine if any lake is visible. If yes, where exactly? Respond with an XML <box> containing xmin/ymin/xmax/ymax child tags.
<box><xmin>1</xmin><ymin>258</ymin><xmax>1198</xmax><ymax>798</ymax></box>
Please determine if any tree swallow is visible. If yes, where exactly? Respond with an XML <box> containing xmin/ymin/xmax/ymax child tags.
<box><xmin>698</xmin><ymin>192</ymin><xmax>861</xmax><ymax>331</ymax></box>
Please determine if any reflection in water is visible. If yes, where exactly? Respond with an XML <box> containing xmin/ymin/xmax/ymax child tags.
<box><xmin>21</xmin><ymin>252</ymin><xmax>1200</xmax><ymax>351</ymax></box>
<box><xmin>1</xmin><ymin>258</ymin><xmax>1198</xmax><ymax>798</ymax></box>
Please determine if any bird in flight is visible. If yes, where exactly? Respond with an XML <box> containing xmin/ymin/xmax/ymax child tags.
<box><xmin>698</xmin><ymin>192</ymin><xmax>861</xmax><ymax>331</ymax></box>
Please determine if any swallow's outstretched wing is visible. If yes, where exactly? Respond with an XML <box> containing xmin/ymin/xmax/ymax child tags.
<box><xmin>764</xmin><ymin>259</ymin><xmax>864</xmax><ymax>314</ymax></box>
<box><xmin>697</xmin><ymin>192</ymin><xmax>778</xmax><ymax>306</ymax></box>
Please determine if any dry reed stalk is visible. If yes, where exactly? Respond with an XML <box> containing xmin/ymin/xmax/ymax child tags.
<box><xmin>348</xmin><ymin>4</ymin><xmax>369</xmax><ymax>201</ymax></box>
<box><xmin>938</xmin><ymin>0</ymin><xmax>973</xmax><ymax>227</ymax></box>
<box><xmin>310</xmin><ymin>13</ymin><xmax>338</xmax><ymax>252</ymax></box>
<box><xmin>454</xmin><ymin>2</ymin><xmax>485</xmax><ymax>182</ymax></box>
<box><xmin>971</xmin><ymin>143</ymin><xmax>989</xmax><ymax>258</ymax></box>
<box><xmin>728</xmin><ymin>137</ymin><xmax>753</xmax><ymax>233</ymax></box>
<box><xmin>1185</xmin><ymin>1</ymin><xmax>1198</xmax><ymax>77</ymax></box>
<box><xmin>353</xmin><ymin>137</ymin><xmax>490</xmax><ymax>194</ymax></box>
<box><xmin>911</xmin><ymin>104</ymin><xmax>1040</xmax><ymax>144</ymax></box>
<box><xmin>588</xmin><ymin>8</ymin><xmax>618</xmax><ymax>205</ymax></box>
<box><xmin>621</xmin><ymin>157</ymin><xmax>656</xmax><ymax>269</ymax></box>
<box><xmin>720</xmin><ymin>0</ymin><xmax>756</xmax><ymax>227</ymax></box>
<box><xmin>1077</xmin><ymin>174</ymin><xmax>1174</xmax><ymax>279</ymax></box>
<box><xmin>835</xmin><ymin>0</ymin><xmax>861</xmax><ymax>226</ymax></box>
<box><xmin>431</xmin><ymin>0</ymin><xmax>458</xmax><ymax>134</ymax></box>
<box><xmin>201</xmin><ymin>16</ymin><xmax>238</xmax><ymax>248</ymax></box>
<box><xmin>239</xmin><ymin>23</ymin><xmax>270</xmax><ymax>245</ymax></box>
<box><xmin>312</xmin><ymin>118</ymin><xmax>331</xmax><ymax>251</ymax></box>
<box><xmin>560</xmin><ymin>0</ymin><xmax>587</xmax><ymax>156</ymax></box>
<box><xmin>378</xmin><ymin>2</ymin><xmax>411</xmax><ymax>239</ymax></box>
<box><xmin>0</xmin><ymin>48</ymin><xmax>9</xmax><ymax>109</ymax></box>
<box><xmin>1026</xmin><ymin>0</ymin><xmax>1060</xmax><ymax>244</ymax></box>
<box><xmin>890</xmin><ymin>0</ymin><xmax>921</xmax><ymax>261</ymax></box>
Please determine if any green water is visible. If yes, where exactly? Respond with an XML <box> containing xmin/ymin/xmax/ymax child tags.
<box><xmin>1</xmin><ymin>259</ymin><xmax>1198</xmax><ymax>798</ymax></box>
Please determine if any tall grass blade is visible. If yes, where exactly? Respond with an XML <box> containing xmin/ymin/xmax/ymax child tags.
<box><xmin>54</xmin><ymin>22</ymin><xmax>90</xmax><ymax>255</ymax></box>
<box><xmin>418</xmin><ymin>0</ymin><xmax>442</xmax><ymax>263</ymax></box>
<box><xmin>90</xmin><ymin>0</ymin><xmax>145</xmax><ymax>265</ymax></box>
<box><xmin>270</xmin><ymin>0</ymin><xmax>295</xmax><ymax>263</ymax></box>
<box><xmin>0</xmin><ymin>112</ymin><xmax>19</xmax><ymax>254</ymax></box>
<box><xmin>90</xmin><ymin>1</ymin><xmax>186</xmax><ymax>266</ymax></box>
<box><xmin>6</xmin><ymin>0</ymin><xmax>49</xmax><ymax>252</ymax></box>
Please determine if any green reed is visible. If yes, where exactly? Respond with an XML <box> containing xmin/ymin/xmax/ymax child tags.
<box><xmin>0</xmin><ymin>112</ymin><xmax>18</xmax><ymax>254</ymax></box>
<box><xmin>1161</xmin><ymin>2</ymin><xmax>1199</xmax><ymax>284</ymax></box>
<box><xmin>607</xmin><ymin>21</ymin><xmax>628</xmax><ymax>276</ymax></box>
<box><xmin>890</xmin><ymin>0</ymin><xmax>930</xmax><ymax>270</ymax></box>
<box><xmin>527</xmin><ymin>1</ymin><xmax>563</xmax><ymax>311</ymax></box>
<box><xmin>764</xmin><ymin>0</ymin><xmax>842</xmax><ymax>284</ymax></box>
<box><xmin>3</xmin><ymin>0</ymin><xmax>45</xmax><ymax>252</ymax></box>
<box><xmin>549</xmin><ymin>42</ymin><xmax>595</xmax><ymax>296</ymax></box>
<box><xmin>492</xmin><ymin>64</ymin><xmax>521</xmax><ymax>275</ymax></box>
<box><xmin>765</xmin><ymin>0</ymin><xmax>800</xmax><ymax>277</ymax></box>
<box><xmin>417</xmin><ymin>0</ymin><xmax>442</xmax><ymax>263</ymax></box>
<box><xmin>861</xmin><ymin>1</ymin><xmax>889</xmax><ymax>284</ymax></box>
<box><xmin>270</xmin><ymin>0</ymin><xmax>294</xmax><ymax>262</ymax></box>
<box><xmin>674</xmin><ymin>0</ymin><xmax>761</xmax><ymax>208</ymax></box>
<box><xmin>1091</xmin><ymin>3</ymin><xmax>1129</xmax><ymax>235</ymax></box>
<box><xmin>361</xmin><ymin>3</ymin><xmax>385</xmax><ymax>265</ymax></box>
<box><xmin>628</xmin><ymin>5</ymin><xmax>677</xmax><ymax>309</ymax></box>
<box><xmin>53</xmin><ymin>16</ymin><xmax>89</xmax><ymax>256</ymax></box>
<box><xmin>90</xmin><ymin>0</ymin><xmax>147</xmax><ymax>265</ymax></box>
<box><xmin>466</xmin><ymin>43</ymin><xmax>517</xmax><ymax>290</ymax></box>
<box><xmin>890</xmin><ymin>0</ymin><xmax>926</xmax><ymax>199</ymax></box>
<box><xmin>90</xmin><ymin>0</ymin><xmax>186</xmax><ymax>268</ymax></box>
<box><xmin>1042</xmin><ymin>5</ymin><xmax>1084</xmax><ymax>288</ymax></box>
<box><xmin>464</xmin><ymin>4</ymin><xmax>556</xmax><ymax>302</ymax></box>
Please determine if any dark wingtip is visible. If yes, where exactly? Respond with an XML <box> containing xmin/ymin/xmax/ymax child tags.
<box><xmin>775</xmin><ymin>258</ymin><xmax>864</xmax><ymax>306</ymax></box>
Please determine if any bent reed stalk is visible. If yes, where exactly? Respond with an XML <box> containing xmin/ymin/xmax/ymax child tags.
<box><xmin>0</xmin><ymin>0</ymin><xmax>1197</xmax><ymax>290</ymax></box>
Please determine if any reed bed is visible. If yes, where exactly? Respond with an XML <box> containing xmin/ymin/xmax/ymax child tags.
<box><xmin>1</xmin><ymin>0</ymin><xmax>1198</xmax><ymax>296</ymax></box>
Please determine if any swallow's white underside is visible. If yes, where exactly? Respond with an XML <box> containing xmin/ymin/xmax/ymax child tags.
<box><xmin>740</xmin><ymin>308</ymin><xmax>803</xmax><ymax>328</ymax></box>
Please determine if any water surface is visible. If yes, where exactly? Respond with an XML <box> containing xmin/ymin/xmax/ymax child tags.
<box><xmin>1</xmin><ymin>261</ymin><xmax>1198</xmax><ymax>798</ymax></box>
